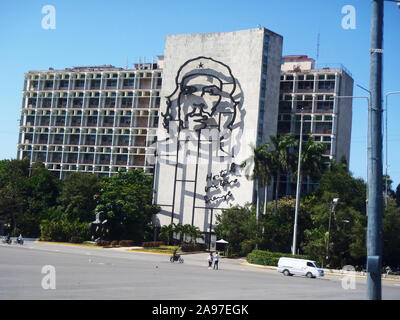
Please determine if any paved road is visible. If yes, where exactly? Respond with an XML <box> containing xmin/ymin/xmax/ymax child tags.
<box><xmin>1</xmin><ymin>241</ymin><xmax>399</xmax><ymax>300</ymax></box>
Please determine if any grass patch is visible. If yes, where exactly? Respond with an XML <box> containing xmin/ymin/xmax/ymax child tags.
<box><xmin>82</xmin><ymin>241</ymin><xmax>98</xmax><ymax>246</ymax></box>
<box><xmin>128</xmin><ymin>245</ymin><xmax>179</xmax><ymax>254</ymax></box>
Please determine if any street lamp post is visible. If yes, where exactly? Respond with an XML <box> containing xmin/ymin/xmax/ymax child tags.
<box><xmin>325</xmin><ymin>198</ymin><xmax>339</xmax><ymax>266</ymax></box>
<box><xmin>292</xmin><ymin>107</ymin><xmax>303</xmax><ymax>255</ymax></box>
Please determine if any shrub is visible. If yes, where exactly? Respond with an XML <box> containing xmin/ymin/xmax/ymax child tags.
<box><xmin>240</xmin><ymin>239</ymin><xmax>256</xmax><ymax>256</ymax></box>
<box><xmin>180</xmin><ymin>243</ymin><xmax>206</xmax><ymax>252</ymax></box>
<box><xmin>69</xmin><ymin>236</ymin><xmax>84</xmax><ymax>244</ymax></box>
<box><xmin>247</xmin><ymin>249</ymin><xmax>310</xmax><ymax>267</ymax></box>
<box><xmin>96</xmin><ymin>239</ymin><xmax>111</xmax><ymax>247</ymax></box>
<box><xmin>40</xmin><ymin>219</ymin><xmax>90</xmax><ymax>242</ymax></box>
<box><xmin>119</xmin><ymin>240</ymin><xmax>134</xmax><ymax>247</ymax></box>
<box><xmin>142</xmin><ymin>241</ymin><xmax>164</xmax><ymax>248</ymax></box>
<box><xmin>111</xmin><ymin>240</ymin><xmax>119</xmax><ymax>247</ymax></box>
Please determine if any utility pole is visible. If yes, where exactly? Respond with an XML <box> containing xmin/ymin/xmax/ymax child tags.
<box><xmin>367</xmin><ymin>0</ymin><xmax>384</xmax><ymax>300</ymax></box>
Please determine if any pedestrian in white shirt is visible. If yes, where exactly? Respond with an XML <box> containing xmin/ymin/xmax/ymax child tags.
<box><xmin>214</xmin><ymin>251</ymin><xmax>220</xmax><ymax>270</ymax></box>
<box><xmin>208</xmin><ymin>252</ymin><xmax>213</xmax><ymax>269</ymax></box>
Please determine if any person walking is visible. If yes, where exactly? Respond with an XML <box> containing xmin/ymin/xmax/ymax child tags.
<box><xmin>213</xmin><ymin>251</ymin><xmax>220</xmax><ymax>270</ymax></box>
<box><xmin>208</xmin><ymin>252</ymin><xmax>213</xmax><ymax>269</ymax></box>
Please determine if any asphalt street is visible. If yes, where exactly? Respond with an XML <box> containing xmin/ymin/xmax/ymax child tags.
<box><xmin>1</xmin><ymin>241</ymin><xmax>400</xmax><ymax>300</ymax></box>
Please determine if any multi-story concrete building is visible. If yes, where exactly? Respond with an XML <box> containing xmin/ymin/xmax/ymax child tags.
<box><xmin>277</xmin><ymin>55</ymin><xmax>354</xmax><ymax>196</ymax></box>
<box><xmin>152</xmin><ymin>28</ymin><xmax>283</xmax><ymax>247</ymax></box>
<box><xmin>17</xmin><ymin>61</ymin><xmax>163</xmax><ymax>178</ymax></box>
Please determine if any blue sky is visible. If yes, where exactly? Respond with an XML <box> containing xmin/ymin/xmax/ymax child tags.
<box><xmin>0</xmin><ymin>0</ymin><xmax>399</xmax><ymax>187</ymax></box>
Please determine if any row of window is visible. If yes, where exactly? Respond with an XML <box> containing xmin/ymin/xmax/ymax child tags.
<box><xmin>281</xmin><ymin>74</ymin><xmax>336</xmax><ymax>81</ymax></box>
<box><xmin>278</xmin><ymin>114</ymin><xmax>333</xmax><ymax>122</ymax></box>
<box><xmin>27</xmin><ymin>71</ymin><xmax>162</xmax><ymax>81</ymax></box>
<box><xmin>27</xmin><ymin>78</ymin><xmax>162</xmax><ymax>91</ymax></box>
<box><xmin>280</xmin><ymin>80</ymin><xmax>335</xmax><ymax>91</ymax></box>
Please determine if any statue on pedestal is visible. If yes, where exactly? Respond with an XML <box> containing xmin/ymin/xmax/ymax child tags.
<box><xmin>89</xmin><ymin>209</ymin><xmax>109</xmax><ymax>242</ymax></box>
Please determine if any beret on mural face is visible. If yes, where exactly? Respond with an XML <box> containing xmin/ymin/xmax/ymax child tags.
<box><xmin>174</xmin><ymin>56</ymin><xmax>237</xmax><ymax>96</ymax></box>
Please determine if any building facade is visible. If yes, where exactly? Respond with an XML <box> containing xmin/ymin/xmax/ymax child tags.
<box><xmin>152</xmin><ymin>28</ymin><xmax>283</xmax><ymax>247</ymax></box>
<box><xmin>17</xmin><ymin>62</ymin><xmax>163</xmax><ymax>178</ymax></box>
<box><xmin>277</xmin><ymin>55</ymin><xmax>354</xmax><ymax>196</ymax></box>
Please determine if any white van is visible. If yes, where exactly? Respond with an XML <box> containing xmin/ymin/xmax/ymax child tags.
<box><xmin>277</xmin><ymin>257</ymin><xmax>324</xmax><ymax>278</ymax></box>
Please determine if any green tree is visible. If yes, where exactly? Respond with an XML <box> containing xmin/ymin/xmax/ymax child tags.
<box><xmin>396</xmin><ymin>183</ymin><xmax>400</xmax><ymax>207</ymax></box>
<box><xmin>94</xmin><ymin>169</ymin><xmax>160</xmax><ymax>241</ymax></box>
<box><xmin>241</xmin><ymin>142</ymin><xmax>273</xmax><ymax>220</ymax></box>
<box><xmin>301</xmin><ymin>161</ymin><xmax>367</xmax><ymax>268</ymax></box>
<box><xmin>184</xmin><ymin>224</ymin><xmax>204</xmax><ymax>244</ymax></box>
<box><xmin>269</xmin><ymin>134</ymin><xmax>297</xmax><ymax>216</ymax></box>
<box><xmin>24</xmin><ymin>162</ymin><xmax>60</xmax><ymax>236</ymax></box>
<box><xmin>214</xmin><ymin>204</ymin><xmax>259</xmax><ymax>256</ymax></box>
<box><xmin>173</xmin><ymin>223</ymin><xmax>185</xmax><ymax>243</ymax></box>
<box><xmin>57</xmin><ymin>172</ymin><xmax>100</xmax><ymax>222</ymax></box>
<box><xmin>382</xmin><ymin>198</ymin><xmax>400</xmax><ymax>267</ymax></box>
<box><xmin>260</xmin><ymin>196</ymin><xmax>312</xmax><ymax>254</ymax></box>
<box><xmin>294</xmin><ymin>136</ymin><xmax>325</xmax><ymax>193</ymax></box>
<box><xmin>0</xmin><ymin>159</ymin><xmax>30</xmax><ymax>235</ymax></box>
<box><xmin>159</xmin><ymin>223</ymin><xmax>176</xmax><ymax>245</ymax></box>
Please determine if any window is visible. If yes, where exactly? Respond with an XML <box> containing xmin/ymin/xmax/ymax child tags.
<box><xmin>318</xmin><ymin>81</ymin><xmax>335</xmax><ymax>90</ymax></box>
<box><xmin>123</xmin><ymin>79</ymin><xmax>134</xmax><ymax>87</ymax></box>
<box><xmin>75</xmin><ymin>80</ymin><xmax>84</xmax><ymax>88</ymax></box>
<box><xmin>107</xmin><ymin>79</ymin><xmax>117</xmax><ymax>88</ymax></box>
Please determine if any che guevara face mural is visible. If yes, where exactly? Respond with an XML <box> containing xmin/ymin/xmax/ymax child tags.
<box><xmin>161</xmin><ymin>56</ymin><xmax>239</xmax><ymax>144</ymax></box>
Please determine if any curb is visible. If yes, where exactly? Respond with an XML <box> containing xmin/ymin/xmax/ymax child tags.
<box><xmin>125</xmin><ymin>249</ymin><xmax>172</xmax><ymax>255</ymax></box>
<box><xmin>239</xmin><ymin>261</ymin><xmax>277</xmax><ymax>271</ymax></box>
<box><xmin>240</xmin><ymin>261</ymin><xmax>400</xmax><ymax>282</ymax></box>
<box><xmin>35</xmin><ymin>240</ymin><xmax>104</xmax><ymax>249</ymax></box>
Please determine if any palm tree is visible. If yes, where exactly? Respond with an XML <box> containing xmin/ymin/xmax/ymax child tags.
<box><xmin>241</xmin><ymin>142</ymin><xmax>272</xmax><ymax>221</ymax></box>
<box><xmin>269</xmin><ymin>134</ymin><xmax>297</xmax><ymax>216</ymax></box>
<box><xmin>174</xmin><ymin>223</ymin><xmax>185</xmax><ymax>243</ymax></box>
<box><xmin>182</xmin><ymin>223</ymin><xmax>193</xmax><ymax>243</ymax></box>
<box><xmin>295</xmin><ymin>136</ymin><xmax>326</xmax><ymax>192</ymax></box>
<box><xmin>185</xmin><ymin>224</ymin><xmax>204</xmax><ymax>244</ymax></box>
<box><xmin>159</xmin><ymin>223</ymin><xmax>176</xmax><ymax>245</ymax></box>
